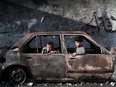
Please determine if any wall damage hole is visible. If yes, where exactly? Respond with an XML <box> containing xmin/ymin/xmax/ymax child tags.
<box><xmin>32</xmin><ymin>0</ymin><xmax>48</xmax><ymax>5</ymax></box>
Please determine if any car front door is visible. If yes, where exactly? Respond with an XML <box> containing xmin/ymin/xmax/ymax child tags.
<box><xmin>63</xmin><ymin>34</ymin><xmax>113</xmax><ymax>79</ymax></box>
<box><xmin>21</xmin><ymin>34</ymin><xmax>67</xmax><ymax>80</ymax></box>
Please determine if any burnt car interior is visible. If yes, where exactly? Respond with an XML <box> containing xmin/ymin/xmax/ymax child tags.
<box><xmin>21</xmin><ymin>34</ymin><xmax>101</xmax><ymax>54</ymax></box>
<box><xmin>21</xmin><ymin>35</ymin><xmax>61</xmax><ymax>53</ymax></box>
<box><xmin>64</xmin><ymin>35</ymin><xmax>101</xmax><ymax>54</ymax></box>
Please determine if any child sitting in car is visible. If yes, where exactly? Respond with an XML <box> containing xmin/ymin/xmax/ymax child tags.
<box><xmin>72</xmin><ymin>36</ymin><xmax>85</xmax><ymax>56</ymax></box>
<box><xmin>41</xmin><ymin>42</ymin><xmax>58</xmax><ymax>54</ymax></box>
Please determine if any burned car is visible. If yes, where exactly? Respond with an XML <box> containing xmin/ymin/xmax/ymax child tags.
<box><xmin>0</xmin><ymin>31</ymin><xmax>116</xmax><ymax>84</ymax></box>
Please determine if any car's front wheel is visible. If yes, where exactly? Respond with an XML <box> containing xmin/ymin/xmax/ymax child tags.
<box><xmin>8</xmin><ymin>68</ymin><xmax>26</xmax><ymax>84</ymax></box>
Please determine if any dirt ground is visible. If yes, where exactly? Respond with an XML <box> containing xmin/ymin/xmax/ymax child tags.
<box><xmin>0</xmin><ymin>82</ymin><xmax>116</xmax><ymax>87</ymax></box>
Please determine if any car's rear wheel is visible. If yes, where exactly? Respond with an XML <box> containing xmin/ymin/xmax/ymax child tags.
<box><xmin>8</xmin><ymin>68</ymin><xmax>26</xmax><ymax>84</ymax></box>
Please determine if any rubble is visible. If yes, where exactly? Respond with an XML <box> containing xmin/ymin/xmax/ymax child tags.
<box><xmin>110</xmin><ymin>82</ymin><xmax>115</xmax><ymax>86</ymax></box>
<box><xmin>27</xmin><ymin>82</ymin><xmax>33</xmax><ymax>87</ymax></box>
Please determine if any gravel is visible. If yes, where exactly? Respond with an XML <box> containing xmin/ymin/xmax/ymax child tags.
<box><xmin>0</xmin><ymin>81</ymin><xmax>116</xmax><ymax>87</ymax></box>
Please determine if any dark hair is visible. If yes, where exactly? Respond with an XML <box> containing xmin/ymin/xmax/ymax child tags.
<box><xmin>75</xmin><ymin>36</ymin><xmax>83</xmax><ymax>42</ymax></box>
<box><xmin>47</xmin><ymin>42</ymin><xmax>54</xmax><ymax>47</ymax></box>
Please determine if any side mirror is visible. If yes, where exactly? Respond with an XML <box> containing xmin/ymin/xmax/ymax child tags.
<box><xmin>0</xmin><ymin>57</ymin><xmax>6</xmax><ymax>63</ymax></box>
<box><xmin>110</xmin><ymin>47</ymin><xmax>116</xmax><ymax>54</ymax></box>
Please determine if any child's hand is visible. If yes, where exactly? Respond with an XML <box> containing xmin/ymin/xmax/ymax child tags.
<box><xmin>72</xmin><ymin>53</ymin><xmax>76</xmax><ymax>57</ymax></box>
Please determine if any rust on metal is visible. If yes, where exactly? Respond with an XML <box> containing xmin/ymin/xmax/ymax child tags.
<box><xmin>3</xmin><ymin>31</ymin><xmax>116</xmax><ymax>82</ymax></box>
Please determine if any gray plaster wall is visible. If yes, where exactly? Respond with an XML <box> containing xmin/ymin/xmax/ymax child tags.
<box><xmin>0</xmin><ymin>0</ymin><xmax>116</xmax><ymax>55</ymax></box>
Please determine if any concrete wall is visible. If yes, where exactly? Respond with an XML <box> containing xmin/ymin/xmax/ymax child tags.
<box><xmin>0</xmin><ymin>0</ymin><xmax>116</xmax><ymax>55</ymax></box>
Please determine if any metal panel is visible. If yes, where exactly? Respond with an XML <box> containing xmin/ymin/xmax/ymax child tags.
<box><xmin>66</xmin><ymin>54</ymin><xmax>113</xmax><ymax>72</ymax></box>
<box><xmin>24</xmin><ymin>54</ymin><xmax>67</xmax><ymax>80</ymax></box>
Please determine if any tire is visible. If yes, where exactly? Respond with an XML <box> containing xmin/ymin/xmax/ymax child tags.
<box><xmin>8</xmin><ymin>68</ymin><xmax>26</xmax><ymax>84</ymax></box>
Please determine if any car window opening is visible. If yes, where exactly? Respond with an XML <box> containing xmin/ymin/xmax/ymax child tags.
<box><xmin>64</xmin><ymin>35</ymin><xmax>101</xmax><ymax>54</ymax></box>
<box><xmin>21</xmin><ymin>35</ymin><xmax>62</xmax><ymax>54</ymax></box>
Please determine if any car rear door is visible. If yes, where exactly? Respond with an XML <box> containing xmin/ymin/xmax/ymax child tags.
<box><xmin>63</xmin><ymin>34</ymin><xmax>113</xmax><ymax>79</ymax></box>
<box><xmin>66</xmin><ymin>54</ymin><xmax>113</xmax><ymax>72</ymax></box>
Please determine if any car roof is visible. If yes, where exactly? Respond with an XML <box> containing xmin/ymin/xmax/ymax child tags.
<box><xmin>35</xmin><ymin>31</ymin><xmax>87</xmax><ymax>34</ymax></box>
<box><xmin>11</xmin><ymin>31</ymin><xmax>90</xmax><ymax>48</ymax></box>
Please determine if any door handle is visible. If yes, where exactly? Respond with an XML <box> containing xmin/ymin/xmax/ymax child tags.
<box><xmin>26</xmin><ymin>57</ymin><xmax>32</xmax><ymax>59</ymax></box>
<box><xmin>70</xmin><ymin>57</ymin><xmax>76</xmax><ymax>59</ymax></box>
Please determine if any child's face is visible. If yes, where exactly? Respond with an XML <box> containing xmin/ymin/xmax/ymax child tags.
<box><xmin>46</xmin><ymin>44</ymin><xmax>53</xmax><ymax>52</ymax></box>
<box><xmin>75</xmin><ymin>41</ymin><xmax>82</xmax><ymax>47</ymax></box>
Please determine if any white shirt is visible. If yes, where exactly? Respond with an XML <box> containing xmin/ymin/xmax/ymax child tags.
<box><xmin>76</xmin><ymin>47</ymin><xmax>85</xmax><ymax>54</ymax></box>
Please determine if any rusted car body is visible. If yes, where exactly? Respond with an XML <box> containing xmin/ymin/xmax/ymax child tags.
<box><xmin>0</xmin><ymin>31</ymin><xmax>116</xmax><ymax>84</ymax></box>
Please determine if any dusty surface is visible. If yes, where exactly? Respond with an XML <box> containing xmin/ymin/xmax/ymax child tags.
<box><xmin>0</xmin><ymin>82</ymin><xmax>116</xmax><ymax>87</ymax></box>
<box><xmin>0</xmin><ymin>0</ymin><xmax>116</xmax><ymax>51</ymax></box>
<box><xmin>0</xmin><ymin>1</ymin><xmax>116</xmax><ymax>87</ymax></box>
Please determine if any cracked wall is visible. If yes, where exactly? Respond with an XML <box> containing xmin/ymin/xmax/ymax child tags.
<box><xmin>0</xmin><ymin>0</ymin><xmax>116</xmax><ymax>55</ymax></box>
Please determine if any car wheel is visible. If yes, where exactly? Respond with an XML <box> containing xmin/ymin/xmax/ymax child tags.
<box><xmin>9</xmin><ymin>68</ymin><xmax>26</xmax><ymax>84</ymax></box>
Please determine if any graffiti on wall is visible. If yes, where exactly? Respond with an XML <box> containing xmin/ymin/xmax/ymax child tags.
<box><xmin>81</xmin><ymin>11</ymin><xmax>116</xmax><ymax>34</ymax></box>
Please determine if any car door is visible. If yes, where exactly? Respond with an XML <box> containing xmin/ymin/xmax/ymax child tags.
<box><xmin>21</xmin><ymin>34</ymin><xmax>67</xmax><ymax>80</ymax></box>
<box><xmin>63</xmin><ymin>34</ymin><xmax>113</xmax><ymax>79</ymax></box>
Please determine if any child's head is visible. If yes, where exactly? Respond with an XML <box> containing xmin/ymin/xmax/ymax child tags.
<box><xmin>75</xmin><ymin>36</ymin><xmax>83</xmax><ymax>47</ymax></box>
<box><xmin>46</xmin><ymin>42</ymin><xmax>54</xmax><ymax>52</ymax></box>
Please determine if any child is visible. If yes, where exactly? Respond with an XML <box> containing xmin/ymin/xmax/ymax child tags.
<box><xmin>41</xmin><ymin>42</ymin><xmax>57</xmax><ymax>54</ymax></box>
<box><xmin>73</xmin><ymin>36</ymin><xmax>85</xmax><ymax>56</ymax></box>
